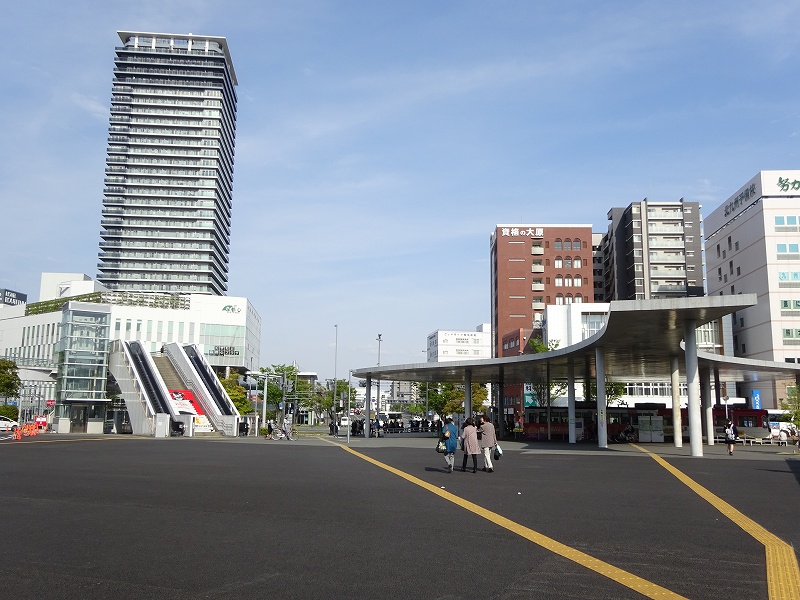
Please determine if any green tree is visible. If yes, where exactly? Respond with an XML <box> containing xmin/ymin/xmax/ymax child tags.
<box><xmin>585</xmin><ymin>380</ymin><xmax>627</xmax><ymax>408</ymax></box>
<box><xmin>414</xmin><ymin>382</ymin><xmax>443</xmax><ymax>417</ymax></box>
<box><xmin>254</xmin><ymin>364</ymin><xmax>305</xmax><ymax>421</ymax></box>
<box><xmin>219</xmin><ymin>371</ymin><xmax>250</xmax><ymax>414</ymax></box>
<box><xmin>406</xmin><ymin>402</ymin><xmax>426</xmax><ymax>416</ymax></box>
<box><xmin>326</xmin><ymin>378</ymin><xmax>355</xmax><ymax>421</ymax></box>
<box><xmin>0</xmin><ymin>358</ymin><xmax>21</xmax><ymax>401</ymax></box>
<box><xmin>0</xmin><ymin>404</ymin><xmax>19</xmax><ymax>421</ymax></box>
<box><xmin>780</xmin><ymin>386</ymin><xmax>800</xmax><ymax>429</ymax></box>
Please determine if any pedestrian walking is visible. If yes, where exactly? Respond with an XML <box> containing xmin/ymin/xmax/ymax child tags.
<box><xmin>441</xmin><ymin>417</ymin><xmax>458</xmax><ymax>472</ymax></box>
<box><xmin>283</xmin><ymin>414</ymin><xmax>293</xmax><ymax>440</ymax></box>
<box><xmin>478</xmin><ymin>414</ymin><xmax>497</xmax><ymax>472</ymax></box>
<box><xmin>724</xmin><ymin>419</ymin><xmax>738</xmax><ymax>455</ymax></box>
<box><xmin>460</xmin><ymin>417</ymin><xmax>480</xmax><ymax>473</ymax></box>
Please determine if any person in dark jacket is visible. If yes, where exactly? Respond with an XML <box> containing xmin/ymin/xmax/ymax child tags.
<box><xmin>441</xmin><ymin>417</ymin><xmax>459</xmax><ymax>472</ymax></box>
<box><xmin>725</xmin><ymin>419</ymin><xmax>739</xmax><ymax>455</ymax></box>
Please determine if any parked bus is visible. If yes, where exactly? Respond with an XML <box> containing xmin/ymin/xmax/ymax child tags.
<box><xmin>523</xmin><ymin>402</ymin><xmax>769</xmax><ymax>442</ymax></box>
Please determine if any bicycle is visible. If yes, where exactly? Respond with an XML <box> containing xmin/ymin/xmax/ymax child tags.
<box><xmin>269</xmin><ymin>427</ymin><xmax>298</xmax><ymax>440</ymax></box>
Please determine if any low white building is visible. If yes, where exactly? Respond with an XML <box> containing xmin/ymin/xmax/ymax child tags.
<box><xmin>426</xmin><ymin>324</ymin><xmax>492</xmax><ymax>362</ymax></box>
<box><xmin>0</xmin><ymin>273</ymin><xmax>261</xmax><ymax>432</ymax></box>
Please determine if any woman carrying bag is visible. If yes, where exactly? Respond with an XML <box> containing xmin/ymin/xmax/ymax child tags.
<box><xmin>460</xmin><ymin>417</ymin><xmax>480</xmax><ymax>473</ymax></box>
<box><xmin>441</xmin><ymin>417</ymin><xmax>459</xmax><ymax>472</ymax></box>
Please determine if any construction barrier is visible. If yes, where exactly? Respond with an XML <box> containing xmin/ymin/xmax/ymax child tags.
<box><xmin>13</xmin><ymin>423</ymin><xmax>40</xmax><ymax>440</ymax></box>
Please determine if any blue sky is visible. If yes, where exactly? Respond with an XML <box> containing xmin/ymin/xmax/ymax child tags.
<box><xmin>1</xmin><ymin>1</ymin><xmax>799</xmax><ymax>381</ymax></box>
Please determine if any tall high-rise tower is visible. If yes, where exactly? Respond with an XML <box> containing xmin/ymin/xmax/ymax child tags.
<box><xmin>98</xmin><ymin>31</ymin><xmax>237</xmax><ymax>295</ymax></box>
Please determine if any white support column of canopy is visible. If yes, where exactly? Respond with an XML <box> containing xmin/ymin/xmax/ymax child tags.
<box><xmin>670</xmin><ymin>356</ymin><xmax>682</xmax><ymax>448</ymax></box>
<box><xmin>701</xmin><ymin>368</ymin><xmax>714</xmax><ymax>446</ymax></box>
<box><xmin>568</xmin><ymin>361</ymin><xmax>576</xmax><ymax>444</ymax></box>
<box><xmin>365</xmin><ymin>375</ymin><xmax>372</xmax><ymax>434</ymax></box>
<box><xmin>684</xmin><ymin>320</ymin><xmax>703</xmax><ymax>457</ymax></box>
<box><xmin>464</xmin><ymin>368</ymin><xmax>473</xmax><ymax>419</ymax></box>
<box><xmin>595</xmin><ymin>348</ymin><xmax>607</xmax><ymax>449</ymax></box>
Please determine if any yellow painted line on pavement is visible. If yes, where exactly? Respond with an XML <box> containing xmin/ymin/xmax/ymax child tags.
<box><xmin>631</xmin><ymin>444</ymin><xmax>800</xmax><ymax>600</ymax></box>
<box><xmin>337</xmin><ymin>443</ymin><xmax>686</xmax><ymax>600</ymax></box>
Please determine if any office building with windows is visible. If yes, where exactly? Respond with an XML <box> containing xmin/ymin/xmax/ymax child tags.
<box><xmin>602</xmin><ymin>199</ymin><xmax>703</xmax><ymax>301</ymax></box>
<box><xmin>98</xmin><ymin>31</ymin><xmax>238</xmax><ymax>295</ymax></box>
<box><xmin>705</xmin><ymin>170</ymin><xmax>800</xmax><ymax>408</ymax></box>
<box><xmin>490</xmin><ymin>224</ymin><xmax>594</xmax><ymax>359</ymax></box>
<box><xmin>426</xmin><ymin>324</ymin><xmax>492</xmax><ymax>363</ymax></box>
<box><xmin>0</xmin><ymin>273</ymin><xmax>260</xmax><ymax>433</ymax></box>
<box><xmin>490</xmin><ymin>224</ymin><xmax>594</xmax><ymax>419</ymax></box>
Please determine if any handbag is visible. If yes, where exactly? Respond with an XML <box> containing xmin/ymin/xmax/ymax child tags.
<box><xmin>436</xmin><ymin>439</ymin><xmax>446</xmax><ymax>453</ymax></box>
<box><xmin>493</xmin><ymin>444</ymin><xmax>503</xmax><ymax>461</ymax></box>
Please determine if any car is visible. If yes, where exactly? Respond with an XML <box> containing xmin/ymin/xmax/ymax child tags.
<box><xmin>0</xmin><ymin>416</ymin><xmax>20</xmax><ymax>432</ymax></box>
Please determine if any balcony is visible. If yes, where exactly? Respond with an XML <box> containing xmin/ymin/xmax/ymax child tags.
<box><xmin>648</xmin><ymin>252</ymin><xmax>685</xmax><ymax>263</ymax></box>
<box><xmin>647</xmin><ymin>225</ymin><xmax>684</xmax><ymax>234</ymax></box>
<box><xmin>652</xmin><ymin>284</ymin><xmax>687</xmax><ymax>293</ymax></box>
<box><xmin>647</xmin><ymin>210</ymin><xmax>683</xmax><ymax>220</ymax></box>
<box><xmin>531</xmin><ymin>283</ymin><xmax>545</xmax><ymax>292</ymax></box>
<box><xmin>531</xmin><ymin>301</ymin><xmax>546</xmax><ymax>310</ymax></box>
<box><xmin>531</xmin><ymin>265</ymin><xmax>545</xmax><ymax>273</ymax></box>
<box><xmin>531</xmin><ymin>247</ymin><xmax>544</xmax><ymax>255</ymax></box>
<box><xmin>650</xmin><ymin>269</ymin><xmax>686</xmax><ymax>278</ymax></box>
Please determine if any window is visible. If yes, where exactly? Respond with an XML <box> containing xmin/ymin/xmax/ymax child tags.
<box><xmin>789</xmin><ymin>216</ymin><xmax>798</xmax><ymax>226</ymax></box>
<box><xmin>729</xmin><ymin>261</ymin><xmax>733</xmax><ymax>275</ymax></box>
<box><xmin>564</xmin><ymin>257</ymin><xmax>572</xmax><ymax>268</ymax></box>
<box><xmin>795</xmin><ymin>300</ymin><xmax>800</xmax><ymax>309</ymax></box>
<box><xmin>555</xmin><ymin>294</ymin><xmax>564</xmax><ymax>305</ymax></box>
<box><xmin>574</xmin><ymin>294</ymin><xmax>583</xmax><ymax>303</ymax></box>
<box><xmin>791</xmin><ymin>244</ymin><xmax>799</xmax><ymax>253</ymax></box>
<box><xmin>735</xmin><ymin>241</ymin><xmax>739</xmax><ymax>251</ymax></box>
<box><xmin>778</xmin><ymin>244</ymin><xmax>788</xmax><ymax>253</ymax></box>
<box><xmin>554</xmin><ymin>256</ymin><xmax>563</xmax><ymax>268</ymax></box>
<box><xmin>564</xmin><ymin>276</ymin><xmax>572</xmax><ymax>287</ymax></box>
<box><xmin>717</xmin><ymin>244</ymin><xmax>721</xmax><ymax>258</ymax></box>
<box><xmin>572</xmin><ymin>238</ymin><xmax>581</xmax><ymax>250</ymax></box>
<box><xmin>574</xmin><ymin>276</ymin><xmax>582</xmax><ymax>287</ymax></box>
<box><xmin>574</xmin><ymin>257</ymin><xmax>582</xmax><ymax>268</ymax></box>
<box><xmin>555</xmin><ymin>275</ymin><xmax>563</xmax><ymax>286</ymax></box>
<box><xmin>776</xmin><ymin>216</ymin><xmax>786</xmax><ymax>226</ymax></box>
<box><xmin>554</xmin><ymin>239</ymin><xmax>562</xmax><ymax>250</ymax></box>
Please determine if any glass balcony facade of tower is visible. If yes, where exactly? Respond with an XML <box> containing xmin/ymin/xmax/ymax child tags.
<box><xmin>98</xmin><ymin>31</ymin><xmax>238</xmax><ymax>295</ymax></box>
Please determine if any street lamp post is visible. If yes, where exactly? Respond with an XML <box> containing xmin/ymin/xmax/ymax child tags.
<box><xmin>334</xmin><ymin>324</ymin><xmax>338</xmax><ymax>436</ymax></box>
<box><xmin>376</xmin><ymin>334</ymin><xmax>382</xmax><ymax>415</ymax></box>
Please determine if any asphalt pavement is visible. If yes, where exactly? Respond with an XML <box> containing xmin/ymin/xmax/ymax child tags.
<box><xmin>1</xmin><ymin>433</ymin><xmax>798</xmax><ymax>599</ymax></box>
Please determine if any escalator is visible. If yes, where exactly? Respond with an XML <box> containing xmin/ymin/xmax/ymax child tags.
<box><xmin>127</xmin><ymin>341</ymin><xmax>171</xmax><ymax>415</ymax></box>
<box><xmin>183</xmin><ymin>345</ymin><xmax>234</xmax><ymax>416</ymax></box>
<box><xmin>127</xmin><ymin>342</ymin><xmax>184</xmax><ymax>436</ymax></box>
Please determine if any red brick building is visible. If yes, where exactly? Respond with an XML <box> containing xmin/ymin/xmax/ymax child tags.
<box><xmin>490</xmin><ymin>224</ymin><xmax>594</xmax><ymax>419</ymax></box>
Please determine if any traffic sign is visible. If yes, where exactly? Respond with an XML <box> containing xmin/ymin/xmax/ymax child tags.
<box><xmin>46</xmin><ymin>399</ymin><xmax>55</xmax><ymax>407</ymax></box>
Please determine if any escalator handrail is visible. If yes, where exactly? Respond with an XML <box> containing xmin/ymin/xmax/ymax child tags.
<box><xmin>184</xmin><ymin>346</ymin><xmax>234</xmax><ymax>416</ymax></box>
<box><xmin>128</xmin><ymin>342</ymin><xmax>171</xmax><ymax>414</ymax></box>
